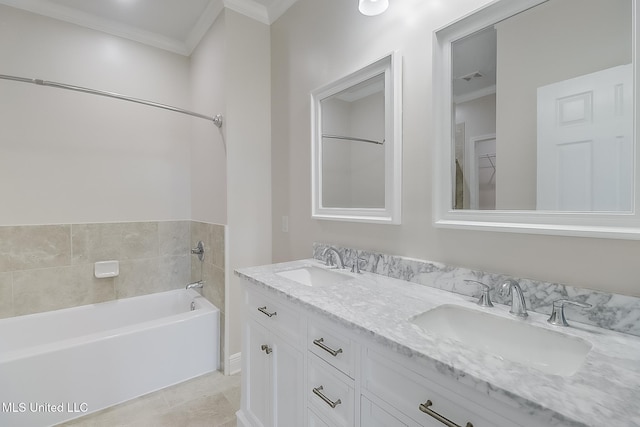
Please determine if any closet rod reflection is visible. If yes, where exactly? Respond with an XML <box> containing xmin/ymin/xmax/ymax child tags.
<box><xmin>322</xmin><ymin>134</ymin><xmax>383</xmax><ymax>145</ymax></box>
<box><xmin>0</xmin><ymin>73</ymin><xmax>223</xmax><ymax>127</ymax></box>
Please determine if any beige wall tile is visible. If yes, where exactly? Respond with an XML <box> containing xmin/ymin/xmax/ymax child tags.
<box><xmin>0</xmin><ymin>227</ymin><xmax>13</xmax><ymax>272</ymax></box>
<box><xmin>158</xmin><ymin>221</ymin><xmax>190</xmax><ymax>257</ymax></box>
<box><xmin>190</xmin><ymin>221</ymin><xmax>209</xmax><ymax>258</ymax></box>
<box><xmin>3</xmin><ymin>221</ymin><xmax>211</xmax><ymax>319</ymax></box>
<box><xmin>0</xmin><ymin>272</ymin><xmax>13</xmax><ymax>318</ymax></box>
<box><xmin>72</xmin><ymin>222</ymin><xmax>158</xmax><ymax>265</ymax></box>
<box><xmin>6</xmin><ymin>225</ymin><xmax>71</xmax><ymax>271</ymax></box>
<box><xmin>13</xmin><ymin>265</ymin><xmax>115</xmax><ymax>316</ymax></box>
<box><xmin>158</xmin><ymin>255</ymin><xmax>190</xmax><ymax>291</ymax></box>
<box><xmin>191</xmin><ymin>220</ymin><xmax>226</xmax><ymax>370</ymax></box>
<box><xmin>211</xmin><ymin>224</ymin><xmax>225</xmax><ymax>270</ymax></box>
<box><xmin>191</xmin><ymin>221</ymin><xmax>225</xmax><ymax>270</ymax></box>
<box><xmin>115</xmin><ymin>258</ymin><xmax>173</xmax><ymax>299</ymax></box>
<box><xmin>202</xmin><ymin>263</ymin><xmax>224</xmax><ymax>311</ymax></box>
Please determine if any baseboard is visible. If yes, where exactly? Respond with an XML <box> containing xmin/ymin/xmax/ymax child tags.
<box><xmin>228</xmin><ymin>352</ymin><xmax>241</xmax><ymax>375</ymax></box>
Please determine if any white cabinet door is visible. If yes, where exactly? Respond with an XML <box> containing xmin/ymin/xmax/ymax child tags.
<box><xmin>241</xmin><ymin>286</ymin><xmax>305</xmax><ymax>427</ymax></box>
<box><xmin>272</xmin><ymin>333</ymin><xmax>304</xmax><ymax>427</ymax></box>
<box><xmin>244</xmin><ymin>319</ymin><xmax>271</xmax><ymax>427</ymax></box>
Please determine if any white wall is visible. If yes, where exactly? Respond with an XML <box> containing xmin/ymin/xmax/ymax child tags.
<box><xmin>271</xmin><ymin>0</ymin><xmax>640</xmax><ymax>298</ymax></box>
<box><xmin>190</xmin><ymin>12</ymin><xmax>228</xmax><ymax>225</ymax></box>
<box><xmin>0</xmin><ymin>5</ymin><xmax>192</xmax><ymax>225</ymax></box>
<box><xmin>225</xmin><ymin>10</ymin><xmax>272</xmax><ymax>357</ymax></box>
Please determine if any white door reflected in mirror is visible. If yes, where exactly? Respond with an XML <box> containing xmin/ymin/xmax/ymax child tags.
<box><xmin>537</xmin><ymin>64</ymin><xmax>633</xmax><ymax>212</ymax></box>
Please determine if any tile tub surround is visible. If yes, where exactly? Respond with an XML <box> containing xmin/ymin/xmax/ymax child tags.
<box><xmin>313</xmin><ymin>243</ymin><xmax>640</xmax><ymax>337</ymax></box>
<box><xmin>0</xmin><ymin>221</ymin><xmax>226</xmax><ymax>319</ymax></box>
<box><xmin>235</xmin><ymin>259</ymin><xmax>640</xmax><ymax>426</ymax></box>
<box><xmin>191</xmin><ymin>221</ymin><xmax>226</xmax><ymax>371</ymax></box>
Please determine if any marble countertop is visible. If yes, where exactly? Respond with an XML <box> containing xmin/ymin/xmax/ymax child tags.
<box><xmin>236</xmin><ymin>259</ymin><xmax>640</xmax><ymax>427</ymax></box>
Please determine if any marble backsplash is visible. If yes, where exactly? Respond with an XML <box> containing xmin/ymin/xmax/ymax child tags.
<box><xmin>313</xmin><ymin>242</ymin><xmax>640</xmax><ymax>337</ymax></box>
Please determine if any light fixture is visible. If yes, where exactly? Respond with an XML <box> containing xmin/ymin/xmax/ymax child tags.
<box><xmin>358</xmin><ymin>0</ymin><xmax>389</xmax><ymax>16</ymax></box>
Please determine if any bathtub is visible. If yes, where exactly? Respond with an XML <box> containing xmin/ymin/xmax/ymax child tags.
<box><xmin>0</xmin><ymin>288</ymin><xmax>219</xmax><ymax>427</ymax></box>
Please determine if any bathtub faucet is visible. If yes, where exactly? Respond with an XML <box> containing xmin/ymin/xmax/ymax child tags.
<box><xmin>186</xmin><ymin>280</ymin><xmax>204</xmax><ymax>290</ymax></box>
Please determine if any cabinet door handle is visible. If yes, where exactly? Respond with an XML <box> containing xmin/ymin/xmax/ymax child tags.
<box><xmin>313</xmin><ymin>338</ymin><xmax>343</xmax><ymax>357</ymax></box>
<box><xmin>257</xmin><ymin>306</ymin><xmax>277</xmax><ymax>317</ymax></box>
<box><xmin>260</xmin><ymin>344</ymin><xmax>272</xmax><ymax>354</ymax></box>
<box><xmin>419</xmin><ymin>400</ymin><xmax>473</xmax><ymax>427</ymax></box>
<box><xmin>312</xmin><ymin>386</ymin><xmax>342</xmax><ymax>409</ymax></box>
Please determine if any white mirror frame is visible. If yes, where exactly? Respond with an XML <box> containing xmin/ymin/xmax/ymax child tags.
<box><xmin>311</xmin><ymin>52</ymin><xmax>402</xmax><ymax>224</ymax></box>
<box><xmin>433</xmin><ymin>0</ymin><xmax>640</xmax><ymax>239</ymax></box>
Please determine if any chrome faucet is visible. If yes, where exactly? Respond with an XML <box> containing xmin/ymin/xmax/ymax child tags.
<box><xmin>464</xmin><ymin>280</ymin><xmax>494</xmax><ymax>307</ymax></box>
<box><xmin>547</xmin><ymin>299</ymin><xmax>592</xmax><ymax>327</ymax></box>
<box><xmin>321</xmin><ymin>246</ymin><xmax>345</xmax><ymax>269</ymax></box>
<box><xmin>500</xmin><ymin>279</ymin><xmax>528</xmax><ymax>318</ymax></box>
<box><xmin>186</xmin><ymin>280</ymin><xmax>204</xmax><ymax>290</ymax></box>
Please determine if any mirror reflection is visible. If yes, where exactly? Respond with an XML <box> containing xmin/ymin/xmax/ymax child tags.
<box><xmin>321</xmin><ymin>74</ymin><xmax>385</xmax><ymax>208</ymax></box>
<box><xmin>452</xmin><ymin>0</ymin><xmax>633</xmax><ymax>211</ymax></box>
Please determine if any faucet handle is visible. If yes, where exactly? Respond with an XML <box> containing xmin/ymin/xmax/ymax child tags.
<box><xmin>350</xmin><ymin>253</ymin><xmax>367</xmax><ymax>274</ymax></box>
<box><xmin>547</xmin><ymin>299</ymin><xmax>592</xmax><ymax>327</ymax></box>
<box><xmin>464</xmin><ymin>280</ymin><xmax>494</xmax><ymax>307</ymax></box>
<box><xmin>324</xmin><ymin>252</ymin><xmax>335</xmax><ymax>267</ymax></box>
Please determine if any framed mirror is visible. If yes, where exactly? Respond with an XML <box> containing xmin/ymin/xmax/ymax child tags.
<box><xmin>311</xmin><ymin>52</ymin><xmax>402</xmax><ymax>224</ymax></box>
<box><xmin>433</xmin><ymin>0</ymin><xmax>640</xmax><ymax>238</ymax></box>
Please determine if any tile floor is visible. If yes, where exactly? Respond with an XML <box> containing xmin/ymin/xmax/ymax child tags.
<box><xmin>58</xmin><ymin>371</ymin><xmax>240</xmax><ymax>427</ymax></box>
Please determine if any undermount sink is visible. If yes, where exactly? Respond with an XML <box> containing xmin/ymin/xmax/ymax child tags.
<box><xmin>276</xmin><ymin>266</ymin><xmax>352</xmax><ymax>287</ymax></box>
<box><xmin>410</xmin><ymin>304</ymin><xmax>592</xmax><ymax>376</ymax></box>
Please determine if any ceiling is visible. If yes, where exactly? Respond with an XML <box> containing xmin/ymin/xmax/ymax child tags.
<box><xmin>0</xmin><ymin>0</ymin><xmax>299</xmax><ymax>56</ymax></box>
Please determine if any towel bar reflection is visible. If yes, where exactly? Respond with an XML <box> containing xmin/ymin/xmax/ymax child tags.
<box><xmin>322</xmin><ymin>134</ymin><xmax>383</xmax><ymax>145</ymax></box>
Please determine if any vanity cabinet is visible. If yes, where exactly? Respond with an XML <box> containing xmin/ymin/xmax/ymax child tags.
<box><xmin>362</xmin><ymin>347</ymin><xmax>515</xmax><ymax>427</ymax></box>
<box><xmin>241</xmin><ymin>288</ymin><xmax>305</xmax><ymax>427</ymax></box>
<box><xmin>239</xmin><ymin>281</ymin><xmax>549</xmax><ymax>427</ymax></box>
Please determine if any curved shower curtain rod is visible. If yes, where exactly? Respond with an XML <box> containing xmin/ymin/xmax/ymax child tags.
<box><xmin>0</xmin><ymin>73</ymin><xmax>223</xmax><ymax>128</ymax></box>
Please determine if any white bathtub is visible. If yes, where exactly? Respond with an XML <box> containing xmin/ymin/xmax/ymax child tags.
<box><xmin>0</xmin><ymin>288</ymin><xmax>219</xmax><ymax>427</ymax></box>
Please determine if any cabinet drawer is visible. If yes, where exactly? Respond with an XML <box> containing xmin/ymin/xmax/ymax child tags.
<box><xmin>362</xmin><ymin>348</ymin><xmax>515</xmax><ymax>427</ymax></box>
<box><xmin>308</xmin><ymin>318</ymin><xmax>355</xmax><ymax>378</ymax></box>
<box><xmin>361</xmin><ymin>396</ymin><xmax>412</xmax><ymax>427</ymax></box>
<box><xmin>308</xmin><ymin>407</ymin><xmax>332</xmax><ymax>427</ymax></box>
<box><xmin>247</xmin><ymin>288</ymin><xmax>301</xmax><ymax>343</ymax></box>
<box><xmin>308</xmin><ymin>354</ymin><xmax>355</xmax><ymax>427</ymax></box>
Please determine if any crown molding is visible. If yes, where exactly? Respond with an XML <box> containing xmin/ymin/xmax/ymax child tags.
<box><xmin>0</xmin><ymin>0</ymin><xmax>196</xmax><ymax>55</ymax></box>
<box><xmin>0</xmin><ymin>0</ymin><xmax>298</xmax><ymax>55</ymax></box>
<box><xmin>223</xmin><ymin>0</ymin><xmax>297</xmax><ymax>24</ymax></box>
<box><xmin>224</xmin><ymin>0</ymin><xmax>270</xmax><ymax>25</ymax></box>
<box><xmin>185</xmin><ymin>0</ymin><xmax>225</xmax><ymax>54</ymax></box>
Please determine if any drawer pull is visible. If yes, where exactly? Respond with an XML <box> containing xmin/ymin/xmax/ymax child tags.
<box><xmin>260</xmin><ymin>344</ymin><xmax>272</xmax><ymax>354</ymax></box>
<box><xmin>312</xmin><ymin>386</ymin><xmax>342</xmax><ymax>409</ymax></box>
<box><xmin>313</xmin><ymin>338</ymin><xmax>343</xmax><ymax>357</ymax></box>
<box><xmin>258</xmin><ymin>306</ymin><xmax>277</xmax><ymax>317</ymax></box>
<box><xmin>419</xmin><ymin>400</ymin><xmax>473</xmax><ymax>427</ymax></box>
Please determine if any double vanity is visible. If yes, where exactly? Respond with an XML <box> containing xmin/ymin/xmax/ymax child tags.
<box><xmin>236</xmin><ymin>248</ymin><xmax>640</xmax><ymax>427</ymax></box>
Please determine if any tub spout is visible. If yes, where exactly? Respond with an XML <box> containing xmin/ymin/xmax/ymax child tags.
<box><xmin>186</xmin><ymin>280</ymin><xmax>204</xmax><ymax>290</ymax></box>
